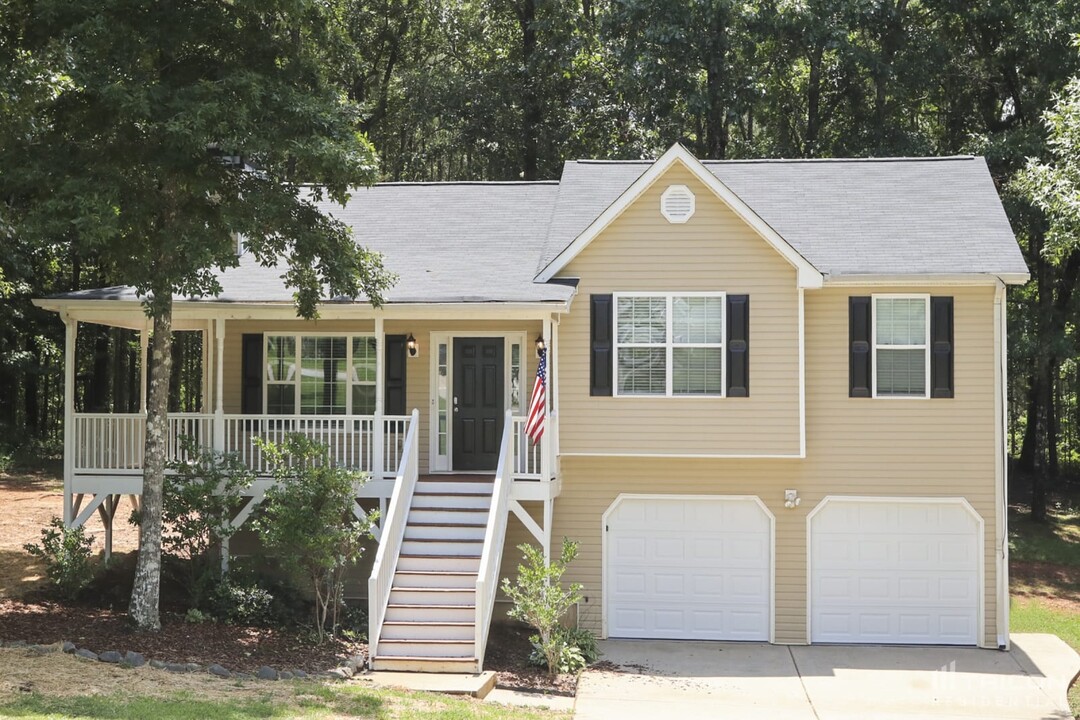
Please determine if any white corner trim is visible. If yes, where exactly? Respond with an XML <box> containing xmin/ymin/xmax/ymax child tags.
<box><xmin>994</xmin><ymin>282</ymin><xmax>1010</xmax><ymax>649</ymax></box>
<box><xmin>805</xmin><ymin>495</ymin><xmax>986</xmax><ymax>648</ymax></box>
<box><xmin>535</xmin><ymin>143</ymin><xmax>824</xmax><ymax>289</ymax></box>
<box><xmin>601</xmin><ymin>493</ymin><xmax>776</xmax><ymax>644</ymax></box>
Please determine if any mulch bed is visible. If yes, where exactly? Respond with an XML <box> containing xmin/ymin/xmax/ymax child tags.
<box><xmin>1010</xmin><ymin>560</ymin><xmax>1080</xmax><ymax>612</ymax></box>
<box><xmin>0</xmin><ymin>599</ymin><xmax>362</xmax><ymax>674</ymax></box>
<box><xmin>484</xmin><ymin>621</ymin><xmax>578</xmax><ymax>695</ymax></box>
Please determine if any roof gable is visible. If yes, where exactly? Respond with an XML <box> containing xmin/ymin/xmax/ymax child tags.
<box><xmin>535</xmin><ymin>143</ymin><xmax>824</xmax><ymax>288</ymax></box>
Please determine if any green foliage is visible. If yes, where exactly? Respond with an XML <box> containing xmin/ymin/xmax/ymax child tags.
<box><xmin>23</xmin><ymin>517</ymin><xmax>95</xmax><ymax>600</ymax></box>
<box><xmin>209</xmin><ymin>576</ymin><xmax>277</xmax><ymax>627</ymax></box>
<box><xmin>253</xmin><ymin>434</ymin><xmax>377</xmax><ymax>643</ymax></box>
<box><xmin>501</xmin><ymin>538</ymin><xmax>584</xmax><ymax>678</ymax></box>
<box><xmin>526</xmin><ymin>626</ymin><xmax>599</xmax><ymax>674</ymax></box>
<box><xmin>184</xmin><ymin>608</ymin><xmax>209</xmax><ymax>624</ymax></box>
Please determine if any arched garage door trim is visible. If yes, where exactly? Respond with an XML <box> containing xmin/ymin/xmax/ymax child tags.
<box><xmin>806</xmin><ymin>496</ymin><xmax>985</xmax><ymax>646</ymax></box>
<box><xmin>602</xmin><ymin>494</ymin><xmax>775</xmax><ymax>643</ymax></box>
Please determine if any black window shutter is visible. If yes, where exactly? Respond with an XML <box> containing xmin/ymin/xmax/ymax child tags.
<box><xmin>384</xmin><ymin>335</ymin><xmax>408</xmax><ymax>415</ymax></box>
<box><xmin>849</xmin><ymin>297</ymin><xmax>872</xmax><ymax>398</ymax></box>
<box><xmin>726</xmin><ymin>295</ymin><xmax>750</xmax><ymax>397</ymax></box>
<box><xmin>930</xmin><ymin>296</ymin><xmax>954</xmax><ymax>398</ymax></box>
<box><xmin>241</xmin><ymin>334</ymin><xmax>263</xmax><ymax>413</ymax></box>
<box><xmin>590</xmin><ymin>294</ymin><xmax>613</xmax><ymax>396</ymax></box>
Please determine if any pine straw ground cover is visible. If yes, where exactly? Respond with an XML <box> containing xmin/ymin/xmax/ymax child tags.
<box><xmin>0</xmin><ymin>648</ymin><xmax>570</xmax><ymax>719</ymax></box>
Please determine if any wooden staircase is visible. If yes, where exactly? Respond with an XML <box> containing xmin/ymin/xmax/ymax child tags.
<box><xmin>372</xmin><ymin>475</ymin><xmax>494</xmax><ymax>672</ymax></box>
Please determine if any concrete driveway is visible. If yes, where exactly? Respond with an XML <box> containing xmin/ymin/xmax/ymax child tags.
<box><xmin>575</xmin><ymin>634</ymin><xmax>1080</xmax><ymax>720</ymax></box>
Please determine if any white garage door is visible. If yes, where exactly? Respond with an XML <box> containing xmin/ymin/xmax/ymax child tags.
<box><xmin>809</xmin><ymin>498</ymin><xmax>981</xmax><ymax>645</ymax></box>
<box><xmin>605</xmin><ymin>496</ymin><xmax>772</xmax><ymax>641</ymax></box>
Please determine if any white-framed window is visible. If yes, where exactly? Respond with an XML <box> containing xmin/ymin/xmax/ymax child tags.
<box><xmin>613</xmin><ymin>292</ymin><xmax>725</xmax><ymax>397</ymax></box>
<box><xmin>265</xmin><ymin>334</ymin><xmax>377</xmax><ymax>415</ymax></box>
<box><xmin>873</xmin><ymin>294</ymin><xmax>930</xmax><ymax>398</ymax></box>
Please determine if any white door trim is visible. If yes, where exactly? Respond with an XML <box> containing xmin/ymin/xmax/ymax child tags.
<box><xmin>428</xmin><ymin>331</ymin><xmax>527</xmax><ymax>473</ymax></box>
<box><xmin>805</xmin><ymin>495</ymin><xmax>986</xmax><ymax>647</ymax></box>
<box><xmin>601</xmin><ymin>493</ymin><xmax>776</xmax><ymax>643</ymax></box>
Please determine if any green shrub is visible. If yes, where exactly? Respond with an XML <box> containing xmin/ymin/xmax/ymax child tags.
<box><xmin>133</xmin><ymin>438</ymin><xmax>254</xmax><ymax>609</ymax></box>
<box><xmin>185</xmin><ymin>608</ymin><xmax>209</xmax><ymax>624</ymax></box>
<box><xmin>526</xmin><ymin>627</ymin><xmax>599</xmax><ymax>673</ymax></box>
<box><xmin>209</xmin><ymin>577</ymin><xmax>275</xmax><ymax>626</ymax></box>
<box><xmin>501</xmin><ymin>538</ymin><xmax>584</xmax><ymax>678</ymax></box>
<box><xmin>252</xmin><ymin>434</ymin><xmax>377</xmax><ymax>643</ymax></box>
<box><xmin>24</xmin><ymin>517</ymin><xmax>95</xmax><ymax>600</ymax></box>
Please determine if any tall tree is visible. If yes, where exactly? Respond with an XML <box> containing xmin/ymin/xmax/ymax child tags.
<box><xmin>0</xmin><ymin>0</ymin><xmax>394</xmax><ymax>629</ymax></box>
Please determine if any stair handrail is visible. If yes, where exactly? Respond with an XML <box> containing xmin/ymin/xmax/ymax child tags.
<box><xmin>368</xmin><ymin>408</ymin><xmax>420</xmax><ymax>661</ymax></box>
<box><xmin>474</xmin><ymin>409</ymin><xmax>515</xmax><ymax>670</ymax></box>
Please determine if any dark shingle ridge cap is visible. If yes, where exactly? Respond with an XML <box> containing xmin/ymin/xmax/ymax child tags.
<box><xmin>573</xmin><ymin>155</ymin><xmax>977</xmax><ymax>165</ymax></box>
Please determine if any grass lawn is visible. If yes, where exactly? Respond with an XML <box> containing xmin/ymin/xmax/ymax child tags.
<box><xmin>1009</xmin><ymin>502</ymin><xmax>1080</xmax><ymax>717</ymax></box>
<box><xmin>0</xmin><ymin>681</ymin><xmax>569</xmax><ymax>720</ymax></box>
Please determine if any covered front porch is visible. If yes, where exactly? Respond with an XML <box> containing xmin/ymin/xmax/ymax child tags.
<box><xmin>43</xmin><ymin>300</ymin><xmax>565</xmax><ymax>563</ymax></box>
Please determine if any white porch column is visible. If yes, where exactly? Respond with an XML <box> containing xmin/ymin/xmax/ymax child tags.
<box><xmin>213</xmin><ymin>318</ymin><xmax>225</xmax><ymax>453</ymax></box>
<box><xmin>550</xmin><ymin>316</ymin><xmax>560</xmax><ymax>470</ymax></box>
<box><xmin>201</xmin><ymin>321</ymin><xmax>211</xmax><ymax>412</ymax></box>
<box><xmin>138</xmin><ymin>326</ymin><xmax>149</xmax><ymax>414</ymax></box>
<box><xmin>373</xmin><ymin>315</ymin><xmax>385</xmax><ymax>480</ymax></box>
<box><xmin>541</xmin><ymin>315</ymin><xmax>554</xmax><ymax>483</ymax></box>
<box><xmin>62</xmin><ymin>315</ymin><xmax>78</xmax><ymax>527</ymax></box>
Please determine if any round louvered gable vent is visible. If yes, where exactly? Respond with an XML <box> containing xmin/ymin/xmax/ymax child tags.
<box><xmin>660</xmin><ymin>184</ymin><xmax>695</xmax><ymax>223</ymax></box>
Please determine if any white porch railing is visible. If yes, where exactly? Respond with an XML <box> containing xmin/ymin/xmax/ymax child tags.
<box><xmin>511</xmin><ymin>414</ymin><xmax>555</xmax><ymax>481</ymax></box>
<box><xmin>72</xmin><ymin>412</ymin><xmax>411</xmax><ymax>479</ymax></box>
<box><xmin>367</xmin><ymin>408</ymin><xmax>420</xmax><ymax>660</ymax></box>
<box><xmin>475</xmin><ymin>410</ymin><xmax>515</xmax><ymax>670</ymax></box>
<box><xmin>73</xmin><ymin>412</ymin><xmax>214</xmax><ymax>473</ymax></box>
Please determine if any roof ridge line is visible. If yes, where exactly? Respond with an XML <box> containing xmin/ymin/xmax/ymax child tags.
<box><xmin>574</xmin><ymin>155</ymin><xmax>977</xmax><ymax>165</ymax></box>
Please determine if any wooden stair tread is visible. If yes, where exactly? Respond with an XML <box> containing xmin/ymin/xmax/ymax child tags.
<box><xmin>391</xmin><ymin>586</ymin><xmax>475</xmax><ymax>592</ymax></box>
<box><xmin>407</xmin><ymin>521</ymin><xmax>487</xmax><ymax>528</ymax></box>
<box><xmin>419</xmin><ymin>475</ymin><xmax>494</xmax><ymax>481</ymax></box>
<box><xmin>378</xmin><ymin>638</ymin><xmax>473</xmax><ymax>645</ymax></box>
<box><xmin>404</xmin><ymin>537</ymin><xmax>482</xmax><ymax>543</ymax></box>
<box><xmin>399</xmin><ymin>553</ymin><xmax>481</xmax><ymax>559</ymax></box>
<box><xmin>382</xmin><ymin>621</ymin><xmax>475</xmax><ymax>627</ymax></box>
<box><xmin>374</xmin><ymin>655</ymin><xmax>477</xmax><ymax>662</ymax></box>
<box><xmin>387</xmin><ymin>603</ymin><xmax>476</xmax><ymax>609</ymax></box>
<box><xmin>413</xmin><ymin>491</ymin><xmax>493</xmax><ymax>498</ymax></box>
<box><xmin>409</xmin><ymin>506</ymin><xmax>490</xmax><ymax>513</ymax></box>
<box><xmin>395</xmin><ymin>570</ymin><xmax>478</xmax><ymax>576</ymax></box>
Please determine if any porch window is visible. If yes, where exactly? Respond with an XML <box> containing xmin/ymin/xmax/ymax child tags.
<box><xmin>265</xmin><ymin>334</ymin><xmax>376</xmax><ymax>415</ymax></box>
<box><xmin>873</xmin><ymin>295</ymin><xmax>929</xmax><ymax>398</ymax></box>
<box><xmin>614</xmin><ymin>293</ymin><xmax>725</xmax><ymax>397</ymax></box>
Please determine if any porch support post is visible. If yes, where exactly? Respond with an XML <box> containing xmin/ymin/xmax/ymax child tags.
<box><xmin>373</xmin><ymin>315</ymin><xmax>385</xmax><ymax>480</ymax></box>
<box><xmin>138</xmin><ymin>326</ymin><xmax>149</xmax><ymax>414</ymax></box>
<box><xmin>201</xmin><ymin>321</ymin><xmax>211</xmax><ymax>412</ymax></box>
<box><xmin>541</xmin><ymin>315</ymin><xmax>553</xmax><ymax>483</ymax></box>
<box><xmin>62</xmin><ymin>315</ymin><xmax>78</xmax><ymax>527</ymax></box>
<box><xmin>213</xmin><ymin>318</ymin><xmax>225</xmax><ymax>453</ymax></box>
<box><xmin>550</xmin><ymin>316</ymin><xmax>560</xmax><ymax>474</ymax></box>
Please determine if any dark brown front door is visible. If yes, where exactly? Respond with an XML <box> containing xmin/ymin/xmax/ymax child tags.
<box><xmin>452</xmin><ymin>337</ymin><xmax>504</xmax><ymax>471</ymax></box>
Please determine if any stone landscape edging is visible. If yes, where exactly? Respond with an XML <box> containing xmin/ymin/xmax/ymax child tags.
<box><xmin>0</xmin><ymin>638</ymin><xmax>365</xmax><ymax>681</ymax></box>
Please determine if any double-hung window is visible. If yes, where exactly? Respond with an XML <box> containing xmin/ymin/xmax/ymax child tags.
<box><xmin>265</xmin><ymin>334</ymin><xmax>377</xmax><ymax>415</ymax></box>
<box><xmin>873</xmin><ymin>295</ymin><xmax>930</xmax><ymax>398</ymax></box>
<box><xmin>614</xmin><ymin>293</ymin><xmax>725</xmax><ymax>396</ymax></box>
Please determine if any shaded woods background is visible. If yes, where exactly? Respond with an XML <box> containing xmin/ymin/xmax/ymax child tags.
<box><xmin>2</xmin><ymin>0</ymin><xmax>1078</xmax><ymax>518</ymax></box>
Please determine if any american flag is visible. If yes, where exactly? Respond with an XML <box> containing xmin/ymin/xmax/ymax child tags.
<box><xmin>524</xmin><ymin>348</ymin><xmax>546</xmax><ymax>444</ymax></box>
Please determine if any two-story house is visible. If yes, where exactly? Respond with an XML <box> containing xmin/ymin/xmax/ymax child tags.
<box><xmin>36</xmin><ymin>144</ymin><xmax>1029</xmax><ymax>672</ymax></box>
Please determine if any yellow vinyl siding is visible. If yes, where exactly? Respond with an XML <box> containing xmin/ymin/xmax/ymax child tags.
<box><xmin>553</xmin><ymin>285</ymin><xmax>999</xmax><ymax>647</ymax></box>
<box><xmin>557</xmin><ymin>161</ymin><xmax>801</xmax><ymax>456</ymax></box>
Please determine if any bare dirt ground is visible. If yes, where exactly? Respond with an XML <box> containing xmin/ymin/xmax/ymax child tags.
<box><xmin>0</xmin><ymin>468</ymin><xmax>139</xmax><ymax>599</ymax></box>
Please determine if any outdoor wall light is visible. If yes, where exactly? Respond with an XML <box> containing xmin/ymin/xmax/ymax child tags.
<box><xmin>784</xmin><ymin>489</ymin><xmax>801</xmax><ymax>509</ymax></box>
<box><xmin>406</xmin><ymin>334</ymin><xmax>419</xmax><ymax>358</ymax></box>
<box><xmin>535</xmin><ymin>334</ymin><xmax>546</xmax><ymax>356</ymax></box>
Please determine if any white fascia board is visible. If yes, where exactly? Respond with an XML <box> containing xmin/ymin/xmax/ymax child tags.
<box><xmin>824</xmin><ymin>272</ymin><xmax>1030</xmax><ymax>287</ymax></box>
<box><xmin>535</xmin><ymin>143</ymin><xmax>824</xmax><ymax>289</ymax></box>
<box><xmin>33</xmin><ymin>298</ymin><xmax>574</xmax><ymax>324</ymax></box>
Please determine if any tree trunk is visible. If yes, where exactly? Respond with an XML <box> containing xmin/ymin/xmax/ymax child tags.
<box><xmin>805</xmin><ymin>43</ymin><xmax>824</xmax><ymax>157</ymax></box>
<box><xmin>24</xmin><ymin>335</ymin><xmax>39</xmax><ymax>436</ymax></box>
<box><xmin>1019</xmin><ymin>380</ymin><xmax>1038</xmax><ymax>471</ymax></box>
<box><xmin>129</xmin><ymin>299</ymin><xmax>173</xmax><ymax>631</ymax></box>
<box><xmin>519</xmin><ymin>0</ymin><xmax>540</xmax><ymax>181</ymax></box>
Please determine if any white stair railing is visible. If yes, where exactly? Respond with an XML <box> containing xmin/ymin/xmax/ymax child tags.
<box><xmin>367</xmin><ymin>408</ymin><xmax>420</xmax><ymax>661</ymax></box>
<box><xmin>474</xmin><ymin>410</ymin><xmax>515</xmax><ymax>670</ymax></box>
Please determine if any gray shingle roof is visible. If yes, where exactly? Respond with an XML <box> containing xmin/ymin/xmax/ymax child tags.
<box><xmin>541</xmin><ymin>155</ymin><xmax>1028</xmax><ymax>279</ymax></box>
<box><xmin>50</xmin><ymin>154</ymin><xmax>1027</xmax><ymax>306</ymax></box>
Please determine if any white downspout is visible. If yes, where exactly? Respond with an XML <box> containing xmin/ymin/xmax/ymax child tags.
<box><xmin>994</xmin><ymin>281</ymin><xmax>1010</xmax><ymax>649</ymax></box>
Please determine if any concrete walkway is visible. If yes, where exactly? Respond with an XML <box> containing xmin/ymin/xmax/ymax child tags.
<box><xmin>575</xmin><ymin>634</ymin><xmax>1080</xmax><ymax>720</ymax></box>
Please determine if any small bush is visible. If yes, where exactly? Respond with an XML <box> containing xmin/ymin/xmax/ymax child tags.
<box><xmin>24</xmin><ymin>518</ymin><xmax>95</xmax><ymax>600</ymax></box>
<box><xmin>526</xmin><ymin>627</ymin><xmax>599</xmax><ymax>673</ymax></box>
<box><xmin>501</xmin><ymin>538</ymin><xmax>584</xmax><ymax>678</ymax></box>
<box><xmin>185</xmin><ymin>608</ymin><xmax>209</xmax><ymax>624</ymax></box>
<box><xmin>210</xmin><ymin>577</ymin><xmax>275</xmax><ymax>626</ymax></box>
